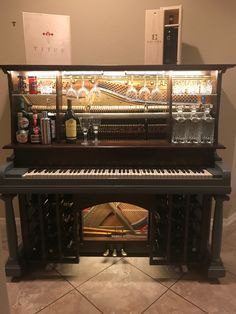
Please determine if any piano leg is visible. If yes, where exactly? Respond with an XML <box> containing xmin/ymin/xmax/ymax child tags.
<box><xmin>208</xmin><ymin>195</ymin><xmax>229</xmax><ymax>279</ymax></box>
<box><xmin>0</xmin><ymin>194</ymin><xmax>23</xmax><ymax>277</ymax></box>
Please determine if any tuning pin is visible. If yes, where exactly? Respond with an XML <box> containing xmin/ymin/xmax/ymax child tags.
<box><xmin>112</xmin><ymin>248</ymin><xmax>117</xmax><ymax>257</ymax></box>
<box><xmin>121</xmin><ymin>248</ymin><xmax>127</xmax><ymax>257</ymax></box>
<box><xmin>103</xmin><ymin>249</ymin><xmax>110</xmax><ymax>257</ymax></box>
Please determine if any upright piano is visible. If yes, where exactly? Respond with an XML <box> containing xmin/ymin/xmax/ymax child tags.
<box><xmin>0</xmin><ymin>64</ymin><xmax>234</xmax><ymax>278</ymax></box>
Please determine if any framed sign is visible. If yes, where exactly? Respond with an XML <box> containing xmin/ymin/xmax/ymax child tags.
<box><xmin>23</xmin><ymin>12</ymin><xmax>71</xmax><ymax>64</ymax></box>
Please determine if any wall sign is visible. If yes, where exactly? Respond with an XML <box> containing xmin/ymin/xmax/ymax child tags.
<box><xmin>23</xmin><ymin>12</ymin><xmax>71</xmax><ymax>64</ymax></box>
<box><xmin>145</xmin><ymin>9</ymin><xmax>164</xmax><ymax>65</ymax></box>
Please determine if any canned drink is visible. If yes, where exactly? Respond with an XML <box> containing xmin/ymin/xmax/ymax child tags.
<box><xmin>28</xmin><ymin>76</ymin><xmax>38</xmax><ymax>94</ymax></box>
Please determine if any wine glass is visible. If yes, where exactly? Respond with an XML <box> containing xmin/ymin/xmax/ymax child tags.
<box><xmin>66</xmin><ymin>77</ymin><xmax>77</xmax><ymax>99</ymax></box>
<box><xmin>91</xmin><ymin>117</ymin><xmax>101</xmax><ymax>144</ymax></box>
<box><xmin>89</xmin><ymin>79</ymin><xmax>101</xmax><ymax>104</ymax></box>
<box><xmin>151</xmin><ymin>78</ymin><xmax>161</xmax><ymax>101</ymax></box>
<box><xmin>77</xmin><ymin>76</ymin><xmax>89</xmax><ymax>99</ymax></box>
<box><xmin>139</xmin><ymin>77</ymin><xmax>151</xmax><ymax>101</ymax></box>
<box><xmin>126</xmin><ymin>76</ymin><xmax>137</xmax><ymax>100</ymax></box>
<box><xmin>79</xmin><ymin>117</ymin><xmax>90</xmax><ymax>145</ymax></box>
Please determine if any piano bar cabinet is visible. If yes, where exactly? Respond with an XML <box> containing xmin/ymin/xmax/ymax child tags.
<box><xmin>0</xmin><ymin>64</ymin><xmax>235</xmax><ymax>279</ymax></box>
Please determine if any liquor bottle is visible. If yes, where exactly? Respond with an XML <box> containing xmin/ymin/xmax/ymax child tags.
<box><xmin>163</xmin><ymin>15</ymin><xmax>178</xmax><ymax>64</ymax></box>
<box><xmin>187</xmin><ymin>104</ymin><xmax>201</xmax><ymax>143</ymax></box>
<box><xmin>50</xmin><ymin>114</ymin><xmax>56</xmax><ymax>141</ymax></box>
<box><xmin>16</xmin><ymin>98</ymin><xmax>30</xmax><ymax>143</ymax></box>
<box><xmin>172</xmin><ymin>105</ymin><xmax>187</xmax><ymax>143</ymax></box>
<box><xmin>30</xmin><ymin>111</ymin><xmax>41</xmax><ymax>143</ymax></box>
<box><xmin>28</xmin><ymin>76</ymin><xmax>38</xmax><ymax>94</ymax></box>
<box><xmin>64</xmin><ymin>99</ymin><xmax>77</xmax><ymax>143</ymax></box>
<box><xmin>201</xmin><ymin>104</ymin><xmax>215</xmax><ymax>144</ymax></box>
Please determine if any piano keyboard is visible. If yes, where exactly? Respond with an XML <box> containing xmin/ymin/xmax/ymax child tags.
<box><xmin>22</xmin><ymin>168</ymin><xmax>213</xmax><ymax>180</ymax></box>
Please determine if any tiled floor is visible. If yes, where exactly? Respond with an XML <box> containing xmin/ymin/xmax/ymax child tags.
<box><xmin>1</xmin><ymin>221</ymin><xmax>236</xmax><ymax>314</ymax></box>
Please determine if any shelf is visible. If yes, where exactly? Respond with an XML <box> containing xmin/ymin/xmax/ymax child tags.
<box><xmin>172</xmin><ymin>93</ymin><xmax>217</xmax><ymax>97</ymax></box>
<box><xmin>12</xmin><ymin>93</ymin><xmax>57</xmax><ymax>97</ymax></box>
<box><xmin>3</xmin><ymin>141</ymin><xmax>225</xmax><ymax>150</ymax></box>
<box><xmin>75</xmin><ymin>112</ymin><xmax>169</xmax><ymax>119</ymax></box>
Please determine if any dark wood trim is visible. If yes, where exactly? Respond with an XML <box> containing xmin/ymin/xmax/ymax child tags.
<box><xmin>1</xmin><ymin>64</ymin><xmax>235</xmax><ymax>73</ymax></box>
<box><xmin>3</xmin><ymin>141</ymin><xmax>226</xmax><ymax>150</ymax></box>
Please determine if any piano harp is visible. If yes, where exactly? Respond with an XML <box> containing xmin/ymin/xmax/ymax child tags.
<box><xmin>0</xmin><ymin>64</ymin><xmax>234</xmax><ymax>278</ymax></box>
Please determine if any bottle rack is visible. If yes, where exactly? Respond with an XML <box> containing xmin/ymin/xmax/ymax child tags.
<box><xmin>19</xmin><ymin>192</ymin><xmax>210</xmax><ymax>266</ymax></box>
<box><xmin>150</xmin><ymin>194</ymin><xmax>207</xmax><ymax>265</ymax></box>
<box><xmin>19</xmin><ymin>194</ymin><xmax>79</xmax><ymax>263</ymax></box>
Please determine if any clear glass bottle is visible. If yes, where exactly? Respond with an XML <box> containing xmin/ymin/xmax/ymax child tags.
<box><xmin>201</xmin><ymin>104</ymin><xmax>215</xmax><ymax>144</ymax></box>
<box><xmin>172</xmin><ymin>105</ymin><xmax>187</xmax><ymax>143</ymax></box>
<box><xmin>187</xmin><ymin>104</ymin><xmax>201</xmax><ymax>144</ymax></box>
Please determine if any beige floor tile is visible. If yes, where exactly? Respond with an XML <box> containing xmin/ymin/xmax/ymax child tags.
<box><xmin>222</xmin><ymin>250</ymin><xmax>236</xmax><ymax>275</ymax></box>
<box><xmin>53</xmin><ymin>256</ymin><xmax>120</xmax><ymax>287</ymax></box>
<box><xmin>125</xmin><ymin>257</ymin><xmax>181</xmax><ymax>287</ymax></box>
<box><xmin>7</xmin><ymin>268</ymin><xmax>73</xmax><ymax>314</ymax></box>
<box><xmin>222</xmin><ymin>226</ymin><xmax>236</xmax><ymax>275</ymax></box>
<box><xmin>171</xmin><ymin>271</ymin><xmax>236</xmax><ymax>313</ymax></box>
<box><xmin>78</xmin><ymin>259</ymin><xmax>167</xmax><ymax>314</ymax></box>
<box><xmin>39</xmin><ymin>289</ymin><xmax>101</xmax><ymax>314</ymax></box>
<box><xmin>1</xmin><ymin>239</ymin><xmax>9</xmax><ymax>264</ymax></box>
<box><xmin>144</xmin><ymin>290</ymin><xmax>205</xmax><ymax>313</ymax></box>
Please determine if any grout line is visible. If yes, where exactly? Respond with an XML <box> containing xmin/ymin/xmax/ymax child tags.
<box><xmin>51</xmin><ymin>265</ymin><xmax>81</xmax><ymax>289</ymax></box>
<box><xmin>141</xmin><ymin>272</ymin><xmax>186</xmax><ymax>314</ymax></box>
<box><xmin>34</xmin><ymin>287</ymin><xmax>75</xmax><ymax>314</ymax></box>
<box><xmin>52</xmin><ymin>257</ymin><xmax>122</xmax><ymax>289</ymax></box>
<box><xmin>74</xmin><ymin>288</ymin><xmax>104</xmax><ymax>314</ymax></box>
<box><xmin>226</xmin><ymin>269</ymin><xmax>236</xmax><ymax>277</ymax></box>
<box><xmin>169</xmin><ymin>287</ymin><xmax>208</xmax><ymax>313</ymax></box>
<box><xmin>124</xmin><ymin>257</ymin><xmax>183</xmax><ymax>288</ymax></box>
<box><xmin>142</xmin><ymin>272</ymin><xmax>207</xmax><ymax>314</ymax></box>
<box><xmin>141</xmin><ymin>289</ymin><xmax>170</xmax><ymax>314</ymax></box>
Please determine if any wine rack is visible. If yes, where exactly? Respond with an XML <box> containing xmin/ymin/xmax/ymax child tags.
<box><xmin>150</xmin><ymin>194</ymin><xmax>205</xmax><ymax>266</ymax></box>
<box><xmin>19</xmin><ymin>194</ymin><xmax>79</xmax><ymax>263</ymax></box>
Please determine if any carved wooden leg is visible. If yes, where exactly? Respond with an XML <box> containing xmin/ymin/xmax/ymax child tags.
<box><xmin>208</xmin><ymin>195</ymin><xmax>229</xmax><ymax>278</ymax></box>
<box><xmin>0</xmin><ymin>194</ymin><xmax>23</xmax><ymax>277</ymax></box>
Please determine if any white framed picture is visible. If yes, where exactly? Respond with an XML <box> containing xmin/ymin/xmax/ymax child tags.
<box><xmin>23</xmin><ymin>12</ymin><xmax>71</xmax><ymax>64</ymax></box>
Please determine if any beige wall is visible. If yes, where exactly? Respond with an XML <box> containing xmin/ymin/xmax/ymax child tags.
<box><xmin>0</xmin><ymin>0</ymin><xmax>236</xmax><ymax>217</ymax></box>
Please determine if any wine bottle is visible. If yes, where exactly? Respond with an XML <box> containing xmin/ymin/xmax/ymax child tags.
<box><xmin>64</xmin><ymin>99</ymin><xmax>77</xmax><ymax>143</ymax></box>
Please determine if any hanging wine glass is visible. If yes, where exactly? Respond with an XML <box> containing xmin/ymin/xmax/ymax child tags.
<box><xmin>126</xmin><ymin>76</ymin><xmax>137</xmax><ymax>100</ymax></box>
<box><xmin>139</xmin><ymin>77</ymin><xmax>151</xmax><ymax>101</ymax></box>
<box><xmin>77</xmin><ymin>76</ymin><xmax>89</xmax><ymax>99</ymax></box>
<box><xmin>89</xmin><ymin>78</ymin><xmax>101</xmax><ymax>104</ymax></box>
<box><xmin>66</xmin><ymin>76</ymin><xmax>77</xmax><ymax>99</ymax></box>
<box><xmin>151</xmin><ymin>77</ymin><xmax>161</xmax><ymax>101</ymax></box>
